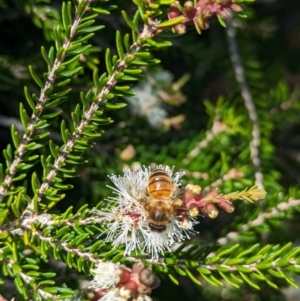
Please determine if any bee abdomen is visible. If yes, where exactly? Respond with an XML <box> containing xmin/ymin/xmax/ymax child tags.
<box><xmin>149</xmin><ymin>223</ymin><xmax>167</xmax><ymax>233</ymax></box>
<box><xmin>148</xmin><ymin>169</ymin><xmax>172</xmax><ymax>199</ymax></box>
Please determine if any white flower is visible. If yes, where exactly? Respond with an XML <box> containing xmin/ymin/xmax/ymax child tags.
<box><xmin>90</xmin><ymin>262</ymin><xmax>119</xmax><ymax>289</ymax></box>
<box><xmin>94</xmin><ymin>165</ymin><xmax>197</xmax><ymax>258</ymax></box>
<box><xmin>126</xmin><ymin>84</ymin><xmax>167</xmax><ymax>128</ymax></box>
<box><xmin>88</xmin><ymin>261</ymin><xmax>156</xmax><ymax>301</ymax></box>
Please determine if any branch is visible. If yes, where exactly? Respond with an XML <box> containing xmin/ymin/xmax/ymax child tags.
<box><xmin>218</xmin><ymin>198</ymin><xmax>300</xmax><ymax>245</ymax></box>
<box><xmin>226</xmin><ymin>17</ymin><xmax>264</xmax><ymax>190</ymax></box>
<box><xmin>24</xmin><ymin>19</ymin><xmax>163</xmax><ymax>214</ymax></box>
<box><xmin>0</xmin><ymin>0</ymin><xmax>94</xmax><ymax>202</ymax></box>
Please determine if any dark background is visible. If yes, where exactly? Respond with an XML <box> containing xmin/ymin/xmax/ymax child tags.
<box><xmin>0</xmin><ymin>0</ymin><xmax>300</xmax><ymax>300</ymax></box>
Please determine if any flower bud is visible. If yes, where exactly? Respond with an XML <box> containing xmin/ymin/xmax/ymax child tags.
<box><xmin>117</xmin><ymin>266</ymin><xmax>131</xmax><ymax>284</ymax></box>
<box><xmin>217</xmin><ymin>8</ymin><xmax>231</xmax><ymax>19</ymax></box>
<box><xmin>188</xmin><ymin>205</ymin><xmax>200</xmax><ymax>217</ymax></box>
<box><xmin>218</xmin><ymin>201</ymin><xmax>234</xmax><ymax>213</ymax></box>
<box><xmin>201</xmin><ymin>7</ymin><xmax>213</xmax><ymax>19</ymax></box>
<box><xmin>132</xmin><ymin>262</ymin><xmax>145</xmax><ymax>274</ymax></box>
<box><xmin>184</xmin><ymin>1</ymin><xmax>194</xmax><ymax>12</ymax></box>
<box><xmin>249</xmin><ymin>187</ymin><xmax>266</xmax><ymax>201</ymax></box>
<box><xmin>184</xmin><ymin>184</ymin><xmax>202</xmax><ymax>208</ymax></box>
<box><xmin>230</xmin><ymin>4</ymin><xmax>243</xmax><ymax>13</ymax></box>
<box><xmin>85</xmin><ymin>288</ymin><xmax>107</xmax><ymax>301</ymax></box>
<box><xmin>174</xmin><ymin>24</ymin><xmax>187</xmax><ymax>35</ymax></box>
<box><xmin>139</xmin><ymin>268</ymin><xmax>160</xmax><ymax>288</ymax></box>
<box><xmin>204</xmin><ymin>203</ymin><xmax>219</xmax><ymax>218</ymax></box>
<box><xmin>119</xmin><ymin>281</ymin><xmax>137</xmax><ymax>299</ymax></box>
<box><xmin>169</xmin><ymin>1</ymin><xmax>181</xmax><ymax>19</ymax></box>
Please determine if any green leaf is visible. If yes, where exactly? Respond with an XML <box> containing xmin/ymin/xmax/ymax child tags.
<box><xmin>77</xmin><ymin>25</ymin><xmax>105</xmax><ymax>33</ymax></box>
<box><xmin>239</xmin><ymin>272</ymin><xmax>260</xmax><ymax>290</ymax></box>
<box><xmin>217</xmin><ymin>244</ymin><xmax>240</xmax><ymax>257</ymax></box>
<box><xmin>121</xmin><ymin>10</ymin><xmax>138</xmax><ymax>33</ymax></box>
<box><xmin>244</xmin><ymin>255</ymin><xmax>263</xmax><ymax>264</ymax></box>
<box><xmin>201</xmin><ymin>273</ymin><xmax>223</xmax><ymax>286</ymax></box>
<box><xmin>29</xmin><ymin>65</ymin><xmax>43</xmax><ymax>88</ymax></box>
<box><xmin>103</xmin><ymin>102</ymin><xmax>127</xmax><ymax>110</ymax></box>
<box><xmin>257</xmin><ymin>244</ymin><xmax>272</xmax><ymax>255</ymax></box>
<box><xmin>49</xmin><ymin>140</ymin><xmax>59</xmax><ymax>159</ymax></box>
<box><xmin>11</xmin><ymin>124</ymin><xmax>21</xmax><ymax>149</ymax></box>
<box><xmin>44</xmin><ymin>98</ymin><xmax>64</xmax><ymax>110</ymax></box>
<box><xmin>3</xmin><ymin>144</ymin><xmax>13</xmax><ymax>163</ymax></box>
<box><xmin>196</xmin><ymin>267</ymin><xmax>211</xmax><ymax>275</ymax></box>
<box><xmin>55</xmin><ymin>79</ymin><xmax>71</xmax><ymax>87</ymax></box>
<box><xmin>41</xmin><ymin>46</ymin><xmax>53</xmax><ymax>66</ymax></box>
<box><xmin>219</xmin><ymin>271</ymin><xmax>240</xmax><ymax>288</ymax></box>
<box><xmin>255</xmin><ymin>262</ymin><xmax>272</xmax><ymax>270</ymax></box>
<box><xmin>116</xmin><ymin>31</ymin><xmax>124</xmax><ymax>60</ymax></box>
<box><xmin>274</xmin><ymin>258</ymin><xmax>290</xmax><ymax>267</ymax></box>
<box><xmin>77</xmin><ymin>0</ymin><xmax>88</xmax><ymax>15</ymax></box>
<box><xmin>76</xmin><ymin>33</ymin><xmax>94</xmax><ymax>44</ymax></box>
<box><xmin>204</xmin><ymin>256</ymin><xmax>220</xmax><ymax>264</ymax></box>
<box><xmin>68</xmin><ymin>44</ymin><xmax>92</xmax><ymax>55</ymax></box>
<box><xmin>65</xmin><ymin>41</ymin><xmax>82</xmax><ymax>53</ymax></box>
<box><xmin>235</xmin><ymin>265</ymin><xmax>252</xmax><ymax>273</ymax></box>
<box><xmin>93</xmin><ymin>68</ymin><xmax>101</xmax><ymax>92</ymax></box>
<box><xmin>19</xmin><ymin>103</ymin><xmax>30</xmax><ymax>128</ymax></box>
<box><xmin>61</xmin><ymin>120</ymin><xmax>71</xmax><ymax>144</ymax></box>
<box><xmin>217</xmin><ymin>15</ymin><xmax>226</xmax><ymax>27</ymax></box>
<box><xmin>62</xmin><ymin>1</ymin><xmax>72</xmax><ymax>31</ymax></box>
<box><xmin>59</xmin><ymin>67</ymin><xmax>83</xmax><ymax>77</ymax></box>
<box><xmin>158</xmin><ymin>16</ymin><xmax>185</xmax><ymax>28</ymax></box>
<box><xmin>24</xmin><ymin>86</ymin><xmax>36</xmax><ymax>110</ymax></box>
<box><xmin>31</xmin><ymin>172</ymin><xmax>40</xmax><ymax>192</ymax></box>
<box><xmin>40</xmin><ymin>112</ymin><xmax>61</xmax><ymax>121</ymax></box>
<box><xmin>76</xmin><ymin>20</ymin><xmax>95</xmax><ymax>33</ymax></box>
<box><xmin>61</xmin><ymin>55</ymin><xmax>81</xmax><ymax>68</ymax></box>
<box><xmin>89</xmin><ymin>7</ymin><xmax>110</xmax><ymax>15</ymax></box>
<box><xmin>53</xmin><ymin>182</ymin><xmax>74</xmax><ymax>190</ymax></box>
<box><xmin>39</xmin><ymin>279</ymin><xmax>56</xmax><ymax>286</ymax></box>
<box><xmin>223</xmin><ymin>258</ymin><xmax>245</xmax><ymax>265</ymax></box>
<box><xmin>105</xmin><ymin>48</ymin><xmax>113</xmax><ymax>76</ymax></box>
<box><xmin>168</xmin><ymin>272</ymin><xmax>179</xmax><ymax>285</ymax></box>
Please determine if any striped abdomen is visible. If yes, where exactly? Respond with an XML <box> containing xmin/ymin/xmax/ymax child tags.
<box><xmin>147</xmin><ymin>169</ymin><xmax>172</xmax><ymax>199</ymax></box>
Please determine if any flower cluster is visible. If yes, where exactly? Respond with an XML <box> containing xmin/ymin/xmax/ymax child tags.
<box><xmin>184</xmin><ymin>184</ymin><xmax>266</xmax><ymax>219</ymax></box>
<box><xmin>88</xmin><ymin>261</ymin><xmax>160</xmax><ymax>301</ymax></box>
<box><xmin>93</xmin><ymin>165</ymin><xmax>266</xmax><ymax>258</ymax></box>
<box><xmin>168</xmin><ymin>0</ymin><xmax>243</xmax><ymax>34</ymax></box>
<box><xmin>93</xmin><ymin>165</ymin><xmax>197</xmax><ymax>258</ymax></box>
<box><xmin>125</xmin><ymin>68</ymin><xmax>187</xmax><ymax>130</ymax></box>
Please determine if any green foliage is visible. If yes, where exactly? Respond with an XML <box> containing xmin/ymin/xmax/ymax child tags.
<box><xmin>0</xmin><ymin>0</ymin><xmax>299</xmax><ymax>300</ymax></box>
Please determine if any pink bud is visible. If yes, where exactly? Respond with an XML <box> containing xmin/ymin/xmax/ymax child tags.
<box><xmin>139</xmin><ymin>268</ymin><xmax>160</xmax><ymax>289</ymax></box>
<box><xmin>132</xmin><ymin>262</ymin><xmax>145</xmax><ymax>274</ymax></box>
<box><xmin>85</xmin><ymin>288</ymin><xmax>107</xmax><ymax>301</ymax></box>
<box><xmin>230</xmin><ymin>3</ymin><xmax>243</xmax><ymax>13</ymax></box>
<box><xmin>184</xmin><ymin>184</ymin><xmax>202</xmax><ymax>208</ymax></box>
<box><xmin>187</xmin><ymin>205</ymin><xmax>200</xmax><ymax>217</ymax></box>
<box><xmin>169</xmin><ymin>1</ymin><xmax>181</xmax><ymax>19</ymax></box>
<box><xmin>184</xmin><ymin>4</ymin><xmax>197</xmax><ymax>19</ymax></box>
<box><xmin>218</xmin><ymin>201</ymin><xmax>234</xmax><ymax>213</ymax></box>
<box><xmin>118</xmin><ymin>266</ymin><xmax>131</xmax><ymax>284</ymax></box>
<box><xmin>217</xmin><ymin>7</ymin><xmax>231</xmax><ymax>19</ymax></box>
<box><xmin>174</xmin><ymin>24</ymin><xmax>187</xmax><ymax>35</ymax></box>
<box><xmin>204</xmin><ymin>203</ymin><xmax>219</xmax><ymax>218</ymax></box>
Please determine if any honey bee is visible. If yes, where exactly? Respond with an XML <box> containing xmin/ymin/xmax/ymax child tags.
<box><xmin>141</xmin><ymin>169</ymin><xmax>183</xmax><ymax>233</ymax></box>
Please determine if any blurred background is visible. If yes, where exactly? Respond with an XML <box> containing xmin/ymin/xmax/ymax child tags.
<box><xmin>0</xmin><ymin>0</ymin><xmax>300</xmax><ymax>300</ymax></box>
